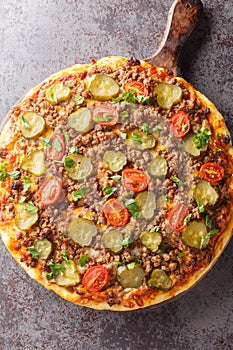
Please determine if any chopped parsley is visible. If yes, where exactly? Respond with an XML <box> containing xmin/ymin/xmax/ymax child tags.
<box><xmin>200</xmin><ymin>228</ymin><xmax>219</xmax><ymax>250</ymax></box>
<box><xmin>64</xmin><ymin>157</ymin><xmax>75</xmax><ymax>169</ymax></box>
<box><xmin>184</xmin><ymin>213</ymin><xmax>192</xmax><ymax>226</ymax></box>
<box><xmin>103</xmin><ymin>185</ymin><xmax>117</xmax><ymax>198</ymax></box>
<box><xmin>143</xmin><ymin>123</ymin><xmax>150</xmax><ymax>134</ymax></box>
<box><xmin>8</xmin><ymin>171</ymin><xmax>21</xmax><ymax>180</ymax></box>
<box><xmin>193</xmin><ymin>128</ymin><xmax>211</xmax><ymax>149</ymax></box>
<box><xmin>28</xmin><ymin>246</ymin><xmax>39</xmax><ymax>259</ymax></box>
<box><xmin>127</xmin><ymin>262</ymin><xmax>136</xmax><ymax>270</ymax></box>
<box><xmin>172</xmin><ymin>176</ymin><xmax>184</xmax><ymax>186</ymax></box>
<box><xmin>78</xmin><ymin>254</ymin><xmax>89</xmax><ymax>267</ymax></box>
<box><xmin>41</xmin><ymin>137</ymin><xmax>52</xmax><ymax>149</ymax></box>
<box><xmin>74</xmin><ymin>95</ymin><xmax>84</xmax><ymax>104</ymax></box>
<box><xmin>25</xmin><ymin>202</ymin><xmax>38</xmax><ymax>213</ymax></box>
<box><xmin>63</xmin><ymin>131</ymin><xmax>70</xmax><ymax>142</ymax></box>
<box><xmin>131</xmin><ymin>132</ymin><xmax>142</xmax><ymax>143</ymax></box>
<box><xmin>122</xmin><ymin>231</ymin><xmax>133</xmax><ymax>248</ymax></box>
<box><xmin>61</xmin><ymin>251</ymin><xmax>71</xmax><ymax>266</ymax></box>
<box><xmin>159</xmin><ymin>244</ymin><xmax>166</xmax><ymax>252</ymax></box>
<box><xmin>93</xmin><ymin>113</ymin><xmax>112</xmax><ymax>123</ymax></box>
<box><xmin>195</xmin><ymin>197</ymin><xmax>205</xmax><ymax>213</ymax></box>
<box><xmin>162</xmin><ymin>194</ymin><xmax>169</xmax><ymax>202</ymax></box>
<box><xmin>69</xmin><ymin>146</ymin><xmax>79</xmax><ymax>154</ymax></box>
<box><xmin>205</xmin><ymin>215</ymin><xmax>213</xmax><ymax>229</ymax></box>
<box><xmin>53</xmin><ymin>138</ymin><xmax>62</xmax><ymax>152</ymax></box>
<box><xmin>150</xmin><ymin>226</ymin><xmax>160</xmax><ymax>233</ymax></box>
<box><xmin>182</xmin><ymin>124</ymin><xmax>188</xmax><ymax>132</ymax></box>
<box><xmin>112</xmin><ymin>89</ymin><xmax>150</xmax><ymax>105</ymax></box>
<box><xmin>113</xmin><ymin>261</ymin><xmax>122</xmax><ymax>266</ymax></box>
<box><xmin>21</xmin><ymin>115</ymin><xmax>31</xmax><ymax>130</ymax></box>
<box><xmin>120</xmin><ymin>111</ymin><xmax>129</xmax><ymax>118</ymax></box>
<box><xmin>0</xmin><ymin>163</ymin><xmax>9</xmax><ymax>182</ymax></box>
<box><xmin>177</xmin><ymin>252</ymin><xmax>184</xmax><ymax>258</ymax></box>
<box><xmin>73</xmin><ymin>185</ymin><xmax>88</xmax><ymax>201</ymax></box>
<box><xmin>119</xmin><ymin>132</ymin><xmax>127</xmax><ymax>140</ymax></box>
<box><xmin>18</xmin><ymin>196</ymin><xmax>26</xmax><ymax>203</ymax></box>
<box><xmin>123</xmin><ymin>199</ymin><xmax>141</xmax><ymax>219</ymax></box>
<box><xmin>111</xmin><ymin>175</ymin><xmax>121</xmax><ymax>183</ymax></box>
<box><xmin>153</xmin><ymin>125</ymin><xmax>164</xmax><ymax>131</ymax></box>
<box><xmin>23</xmin><ymin>176</ymin><xmax>31</xmax><ymax>192</ymax></box>
<box><xmin>46</xmin><ymin>261</ymin><xmax>65</xmax><ymax>280</ymax></box>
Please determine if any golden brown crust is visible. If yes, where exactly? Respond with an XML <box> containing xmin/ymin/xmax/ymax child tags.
<box><xmin>1</xmin><ymin>55</ymin><xmax>233</xmax><ymax>311</ymax></box>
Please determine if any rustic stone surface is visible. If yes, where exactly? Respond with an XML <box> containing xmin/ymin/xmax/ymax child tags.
<box><xmin>0</xmin><ymin>1</ymin><xmax>232</xmax><ymax>349</ymax></box>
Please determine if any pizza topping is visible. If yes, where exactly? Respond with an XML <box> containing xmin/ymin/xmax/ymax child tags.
<box><xmin>168</xmin><ymin>203</ymin><xmax>189</xmax><ymax>232</ymax></box>
<box><xmin>93</xmin><ymin>104</ymin><xmax>119</xmax><ymax>126</ymax></box>
<box><xmin>64</xmin><ymin>154</ymin><xmax>93</xmax><ymax>180</ymax></box>
<box><xmin>140</xmin><ymin>231</ymin><xmax>162</xmax><ymax>252</ymax></box>
<box><xmin>183</xmin><ymin>133</ymin><xmax>203</xmax><ymax>156</ymax></box>
<box><xmin>154</xmin><ymin>82</ymin><xmax>182</xmax><ymax>109</ymax></box>
<box><xmin>45</xmin><ymin>134</ymin><xmax>66</xmax><ymax>161</ymax></box>
<box><xmin>103</xmin><ymin>150</ymin><xmax>127</xmax><ymax>172</ymax></box>
<box><xmin>170</xmin><ymin>111</ymin><xmax>190</xmax><ymax>138</ymax></box>
<box><xmin>122</xmin><ymin>169</ymin><xmax>149</xmax><ymax>192</ymax></box>
<box><xmin>148</xmin><ymin>269</ymin><xmax>172</xmax><ymax>290</ymax></box>
<box><xmin>182</xmin><ymin>221</ymin><xmax>208</xmax><ymax>249</ymax></box>
<box><xmin>67</xmin><ymin>108</ymin><xmax>93</xmax><ymax>133</ymax></box>
<box><xmin>118</xmin><ymin>265</ymin><xmax>145</xmax><ymax>289</ymax></box>
<box><xmin>199</xmin><ymin>162</ymin><xmax>224</xmax><ymax>182</ymax></box>
<box><xmin>194</xmin><ymin>180</ymin><xmax>218</xmax><ymax>206</ymax></box>
<box><xmin>21</xmin><ymin>150</ymin><xmax>46</xmax><ymax>176</ymax></box>
<box><xmin>82</xmin><ymin>266</ymin><xmax>108</xmax><ymax>292</ymax></box>
<box><xmin>46</xmin><ymin>82</ymin><xmax>71</xmax><ymax>105</ymax></box>
<box><xmin>20</xmin><ymin>112</ymin><xmax>46</xmax><ymax>139</ymax></box>
<box><xmin>129</xmin><ymin>129</ymin><xmax>155</xmax><ymax>150</ymax></box>
<box><xmin>147</xmin><ymin>157</ymin><xmax>168</xmax><ymax>177</ymax></box>
<box><xmin>200</xmin><ymin>228</ymin><xmax>219</xmax><ymax>250</ymax></box>
<box><xmin>122</xmin><ymin>199</ymin><xmax>142</xmax><ymax>219</ymax></box>
<box><xmin>124</xmin><ymin>81</ymin><xmax>149</xmax><ymax>97</ymax></box>
<box><xmin>68</xmin><ymin>218</ymin><xmax>97</xmax><ymax>246</ymax></box>
<box><xmin>102</xmin><ymin>230</ymin><xmax>123</xmax><ymax>253</ymax></box>
<box><xmin>103</xmin><ymin>198</ymin><xmax>129</xmax><ymax>227</ymax></box>
<box><xmin>73</xmin><ymin>185</ymin><xmax>88</xmax><ymax>201</ymax></box>
<box><xmin>34</xmin><ymin>239</ymin><xmax>52</xmax><ymax>260</ymax></box>
<box><xmin>55</xmin><ymin>261</ymin><xmax>81</xmax><ymax>287</ymax></box>
<box><xmin>193</xmin><ymin>128</ymin><xmax>211</xmax><ymax>149</ymax></box>
<box><xmin>102</xmin><ymin>185</ymin><xmax>117</xmax><ymax>198</ymax></box>
<box><xmin>89</xmin><ymin>73</ymin><xmax>120</xmax><ymax>100</ymax></box>
<box><xmin>14</xmin><ymin>202</ymin><xmax>39</xmax><ymax>230</ymax></box>
<box><xmin>136</xmin><ymin>191</ymin><xmax>156</xmax><ymax>220</ymax></box>
<box><xmin>37</xmin><ymin>178</ymin><xmax>63</xmax><ymax>207</ymax></box>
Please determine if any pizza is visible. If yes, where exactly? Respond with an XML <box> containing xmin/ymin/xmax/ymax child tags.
<box><xmin>0</xmin><ymin>56</ymin><xmax>233</xmax><ymax>311</ymax></box>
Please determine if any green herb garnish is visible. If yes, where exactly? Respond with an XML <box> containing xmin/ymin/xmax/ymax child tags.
<box><xmin>205</xmin><ymin>215</ymin><xmax>213</xmax><ymax>229</ymax></box>
<box><xmin>103</xmin><ymin>185</ymin><xmax>117</xmax><ymax>198</ymax></box>
<box><xmin>159</xmin><ymin>244</ymin><xmax>166</xmax><ymax>252</ymax></box>
<box><xmin>21</xmin><ymin>116</ymin><xmax>31</xmax><ymax>130</ymax></box>
<box><xmin>182</xmin><ymin>124</ymin><xmax>188</xmax><ymax>132</ymax></box>
<box><xmin>200</xmin><ymin>228</ymin><xmax>219</xmax><ymax>250</ymax></box>
<box><xmin>78</xmin><ymin>254</ymin><xmax>89</xmax><ymax>267</ymax></box>
<box><xmin>127</xmin><ymin>262</ymin><xmax>136</xmax><ymax>270</ymax></box>
<box><xmin>28</xmin><ymin>246</ymin><xmax>39</xmax><ymax>259</ymax></box>
<box><xmin>120</xmin><ymin>111</ymin><xmax>129</xmax><ymax>118</ymax></box>
<box><xmin>25</xmin><ymin>202</ymin><xmax>38</xmax><ymax>213</ymax></box>
<box><xmin>74</xmin><ymin>95</ymin><xmax>85</xmax><ymax>104</ymax></box>
<box><xmin>70</xmin><ymin>146</ymin><xmax>79</xmax><ymax>154</ymax></box>
<box><xmin>177</xmin><ymin>252</ymin><xmax>184</xmax><ymax>258</ymax></box>
<box><xmin>63</xmin><ymin>131</ymin><xmax>70</xmax><ymax>142</ymax></box>
<box><xmin>184</xmin><ymin>213</ymin><xmax>192</xmax><ymax>226</ymax></box>
<box><xmin>8</xmin><ymin>171</ymin><xmax>21</xmax><ymax>180</ymax></box>
<box><xmin>64</xmin><ymin>157</ymin><xmax>75</xmax><ymax>169</ymax></box>
<box><xmin>61</xmin><ymin>251</ymin><xmax>71</xmax><ymax>266</ymax></box>
<box><xmin>131</xmin><ymin>132</ymin><xmax>142</xmax><ymax>143</ymax></box>
<box><xmin>193</xmin><ymin>128</ymin><xmax>211</xmax><ymax>149</ymax></box>
<box><xmin>150</xmin><ymin>226</ymin><xmax>160</xmax><ymax>232</ymax></box>
<box><xmin>0</xmin><ymin>162</ymin><xmax>9</xmax><ymax>182</ymax></box>
<box><xmin>119</xmin><ymin>132</ymin><xmax>127</xmax><ymax>140</ymax></box>
<box><xmin>18</xmin><ymin>196</ymin><xmax>27</xmax><ymax>204</ymax></box>
<box><xmin>53</xmin><ymin>138</ymin><xmax>62</xmax><ymax>152</ymax></box>
<box><xmin>123</xmin><ymin>199</ymin><xmax>142</xmax><ymax>219</ymax></box>
<box><xmin>162</xmin><ymin>194</ymin><xmax>169</xmax><ymax>202</ymax></box>
<box><xmin>113</xmin><ymin>261</ymin><xmax>122</xmax><ymax>266</ymax></box>
<box><xmin>41</xmin><ymin>137</ymin><xmax>52</xmax><ymax>149</ymax></box>
<box><xmin>73</xmin><ymin>185</ymin><xmax>88</xmax><ymax>201</ymax></box>
<box><xmin>111</xmin><ymin>175</ymin><xmax>121</xmax><ymax>183</ymax></box>
<box><xmin>112</xmin><ymin>89</ymin><xmax>150</xmax><ymax>105</ymax></box>
<box><xmin>172</xmin><ymin>176</ymin><xmax>184</xmax><ymax>186</ymax></box>
<box><xmin>153</xmin><ymin>125</ymin><xmax>164</xmax><ymax>131</ymax></box>
<box><xmin>122</xmin><ymin>231</ymin><xmax>133</xmax><ymax>248</ymax></box>
<box><xmin>195</xmin><ymin>197</ymin><xmax>205</xmax><ymax>213</ymax></box>
<box><xmin>23</xmin><ymin>176</ymin><xmax>31</xmax><ymax>192</ymax></box>
<box><xmin>143</xmin><ymin>123</ymin><xmax>150</xmax><ymax>134</ymax></box>
<box><xmin>46</xmin><ymin>261</ymin><xmax>65</xmax><ymax>280</ymax></box>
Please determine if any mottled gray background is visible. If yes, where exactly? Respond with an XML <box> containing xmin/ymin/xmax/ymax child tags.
<box><xmin>0</xmin><ymin>1</ymin><xmax>232</xmax><ymax>349</ymax></box>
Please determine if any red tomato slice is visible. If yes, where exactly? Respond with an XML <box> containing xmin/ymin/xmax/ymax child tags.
<box><xmin>200</xmin><ymin>162</ymin><xmax>224</xmax><ymax>182</ymax></box>
<box><xmin>125</xmin><ymin>81</ymin><xmax>149</xmax><ymax>97</ymax></box>
<box><xmin>103</xmin><ymin>198</ymin><xmax>129</xmax><ymax>227</ymax></box>
<box><xmin>59</xmin><ymin>74</ymin><xmax>74</xmax><ymax>82</ymax></box>
<box><xmin>93</xmin><ymin>105</ymin><xmax>119</xmax><ymax>126</ymax></box>
<box><xmin>46</xmin><ymin>134</ymin><xmax>66</xmax><ymax>161</ymax></box>
<box><xmin>170</xmin><ymin>111</ymin><xmax>190</xmax><ymax>138</ymax></box>
<box><xmin>168</xmin><ymin>203</ymin><xmax>189</xmax><ymax>232</ymax></box>
<box><xmin>82</xmin><ymin>266</ymin><xmax>108</xmax><ymax>292</ymax></box>
<box><xmin>122</xmin><ymin>169</ymin><xmax>149</xmax><ymax>192</ymax></box>
<box><xmin>38</xmin><ymin>178</ymin><xmax>63</xmax><ymax>207</ymax></box>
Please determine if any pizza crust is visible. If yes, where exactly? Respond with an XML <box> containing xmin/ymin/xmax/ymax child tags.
<box><xmin>0</xmin><ymin>56</ymin><xmax>233</xmax><ymax>311</ymax></box>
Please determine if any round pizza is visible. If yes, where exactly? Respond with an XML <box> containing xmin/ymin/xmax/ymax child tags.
<box><xmin>0</xmin><ymin>56</ymin><xmax>233</xmax><ymax>311</ymax></box>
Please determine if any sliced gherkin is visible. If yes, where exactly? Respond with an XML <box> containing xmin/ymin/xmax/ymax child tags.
<box><xmin>14</xmin><ymin>203</ymin><xmax>39</xmax><ymax>230</ymax></box>
<box><xmin>194</xmin><ymin>180</ymin><xmax>218</xmax><ymax>206</ymax></box>
<box><xmin>140</xmin><ymin>231</ymin><xmax>162</xmax><ymax>252</ymax></box>
<box><xmin>147</xmin><ymin>157</ymin><xmax>167</xmax><ymax>177</ymax></box>
<box><xmin>102</xmin><ymin>230</ymin><xmax>123</xmax><ymax>253</ymax></box>
<box><xmin>21</xmin><ymin>150</ymin><xmax>46</xmax><ymax>176</ymax></box>
<box><xmin>55</xmin><ymin>260</ymin><xmax>81</xmax><ymax>287</ymax></box>
<box><xmin>129</xmin><ymin>129</ymin><xmax>155</xmax><ymax>150</ymax></box>
<box><xmin>67</xmin><ymin>108</ymin><xmax>93</xmax><ymax>133</ymax></box>
<box><xmin>64</xmin><ymin>154</ymin><xmax>93</xmax><ymax>181</ymax></box>
<box><xmin>148</xmin><ymin>269</ymin><xmax>172</xmax><ymax>290</ymax></box>
<box><xmin>154</xmin><ymin>83</ymin><xmax>182</xmax><ymax>109</ymax></box>
<box><xmin>68</xmin><ymin>218</ymin><xmax>97</xmax><ymax>247</ymax></box>
<box><xmin>182</xmin><ymin>221</ymin><xmax>207</xmax><ymax>249</ymax></box>
<box><xmin>46</xmin><ymin>82</ymin><xmax>71</xmax><ymax>105</ymax></box>
<box><xmin>34</xmin><ymin>239</ymin><xmax>52</xmax><ymax>260</ymax></box>
<box><xmin>20</xmin><ymin>112</ymin><xmax>45</xmax><ymax>139</ymax></box>
<box><xmin>89</xmin><ymin>74</ymin><xmax>120</xmax><ymax>100</ymax></box>
<box><xmin>103</xmin><ymin>150</ymin><xmax>127</xmax><ymax>172</ymax></box>
<box><xmin>118</xmin><ymin>265</ymin><xmax>145</xmax><ymax>289</ymax></box>
<box><xmin>136</xmin><ymin>191</ymin><xmax>156</xmax><ymax>220</ymax></box>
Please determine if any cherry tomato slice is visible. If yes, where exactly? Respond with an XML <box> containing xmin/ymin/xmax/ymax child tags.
<box><xmin>122</xmin><ymin>169</ymin><xmax>149</xmax><ymax>192</ymax></box>
<box><xmin>82</xmin><ymin>266</ymin><xmax>108</xmax><ymax>292</ymax></box>
<box><xmin>125</xmin><ymin>81</ymin><xmax>149</xmax><ymax>97</ymax></box>
<box><xmin>38</xmin><ymin>178</ymin><xmax>63</xmax><ymax>207</ymax></box>
<box><xmin>170</xmin><ymin>111</ymin><xmax>190</xmax><ymax>138</ymax></box>
<box><xmin>59</xmin><ymin>74</ymin><xmax>74</xmax><ymax>82</ymax></box>
<box><xmin>103</xmin><ymin>198</ymin><xmax>129</xmax><ymax>227</ymax></box>
<box><xmin>93</xmin><ymin>105</ymin><xmax>119</xmax><ymax>126</ymax></box>
<box><xmin>46</xmin><ymin>134</ymin><xmax>66</xmax><ymax>161</ymax></box>
<box><xmin>168</xmin><ymin>203</ymin><xmax>189</xmax><ymax>232</ymax></box>
<box><xmin>200</xmin><ymin>162</ymin><xmax>224</xmax><ymax>182</ymax></box>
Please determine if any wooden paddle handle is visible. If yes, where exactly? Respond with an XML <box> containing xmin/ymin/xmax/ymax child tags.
<box><xmin>146</xmin><ymin>0</ymin><xmax>203</xmax><ymax>75</ymax></box>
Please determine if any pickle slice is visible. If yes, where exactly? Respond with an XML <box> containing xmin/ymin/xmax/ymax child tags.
<box><xmin>21</xmin><ymin>150</ymin><xmax>46</xmax><ymax>176</ymax></box>
<box><xmin>148</xmin><ymin>269</ymin><xmax>172</xmax><ymax>290</ymax></box>
<box><xmin>102</xmin><ymin>230</ymin><xmax>123</xmax><ymax>253</ymax></box>
<box><xmin>68</xmin><ymin>218</ymin><xmax>97</xmax><ymax>247</ymax></box>
<box><xmin>55</xmin><ymin>261</ymin><xmax>81</xmax><ymax>287</ymax></box>
<box><xmin>89</xmin><ymin>74</ymin><xmax>120</xmax><ymax>100</ymax></box>
<box><xmin>182</xmin><ymin>221</ymin><xmax>207</xmax><ymax>249</ymax></box>
<box><xmin>34</xmin><ymin>239</ymin><xmax>52</xmax><ymax>260</ymax></box>
<box><xmin>103</xmin><ymin>150</ymin><xmax>127</xmax><ymax>172</ymax></box>
<box><xmin>147</xmin><ymin>157</ymin><xmax>167</xmax><ymax>177</ymax></box>
<box><xmin>140</xmin><ymin>231</ymin><xmax>162</xmax><ymax>252</ymax></box>
<box><xmin>46</xmin><ymin>82</ymin><xmax>71</xmax><ymax>105</ymax></box>
<box><xmin>154</xmin><ymin>83</ymin><xmax>182</xmax><ymax>109</ymax></box>
<box><xmin>67</xmin><ymin>108</ymin><xmax>93</xmax><ymax>133</ymax></box>
<box><xmin>118</xmin><ymin>265</ymin><xmax>145</xmax><ymax>289</ymax></box>
<box><xmin>64</xmin><ymin>154</ymin><xmax>93</xmax><ymax>180</ymax></box>
<box><xmin>136</xmin><ymin>191</ymin><xmax>156</xmax><ymax>220</ymax></box>
<box><xmin>15</xmin><ymin>203</ymin><xmax>39</xmax><ymax>230</ymax></box>
<box><xmin>129</xmin><ymin>129</ymin><xmax>155</xmax><ymax>150</ymax></box>
<box><xmin>20</xmin><ymin>112</ymin><xmax>46</xmax><ymax>139</ymax></box>
<box><xmin>194</xmin><ymin>180</ymin><xmax>218</xmax><ymax>206</ymax></box>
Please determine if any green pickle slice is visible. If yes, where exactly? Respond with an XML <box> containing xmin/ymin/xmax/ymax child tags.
<box><xmin>194</xmin><ymin>180</ymin><xmax>218</xmax><ymax>206</ymax></box>
<box><xmin>182</xmin><ymin>221</ymin><xmax>207</xmax><ymax>249</ymax></box>
<box><xmin>129</xmin><ymin>129</ymin><xmax>155</xmax><ymax>150</ymax></box>
<box><xmin>89</xmin><ymin>73</ymin><xmax>120</xmax><ymax>100</ymax></box>
<box><xmin>68</xmin><ymin>218</ymin><xmax>97</xmax><ymax>247</ymax></box>
<box><xmin>64</xmin><ymin>154</ymin><xmax>93</xmax><ymax>180</ymax></box>
<box><xmin>34</xmin><ymin>239</ymin><xmax>52</xmax><ymax>260</ymax></box>
<box><xmin>46</xmin><ymin>82</ymin><xmax>71</xmax><ymax>105</ymax></box>
<box><xmin>147</xmin><ymin>157</ymin><xmax>167</xmax><ymax>177</ymax></box>
<box><xmin>103</xmin><ymin>150</ymin><xmax>127</xmax><ymax>172</ymax></box>
<box><xmin>154</xmin><ymin>83</ymin><xmax>182</xmax><ymax>109</ymax></box>
<box><xmin>140</xmin><ymin>231</ymin><xmax>162</xmax><ymax>252</ymax></box>
<box><xmin>20</xmin><ymin>112</ymin><xmax>46</xmax><ymax>139</ymax></box>
<box><xmin>67</xmin><ymin>108</ymin><xmax>93</xmax><ymax>133</ymax></box>
<box><xmin>148</xmin><ymin>269</ymin><xmax>172</xmax><ymax>290</ymax></box>
<box><xmin>21</xmin><ymin>150</ymin><xmax>46</xmax><ymax>176</ymax></box>
<box><xmin>102</xmin><ymin>230</ymin><xmax>123</xmax><ymax>253</ymax></box>
<box><xmin>118</xmin><ymin>265</ymin><xmax>145</xmax><ymax>289</ymax></box>
<box><xmin>55</xmin><ymin>261</ymin><xmax>81</xmax><ymax>287</ymax></box>
<box><xmin>15</xmin><ymin>203</ymin><xmax>39</xmax><ymax>230</ymax></box>
<box><xmin>136</xmin><ymin>191</ymin><xmax>156</xmax><ymax>220</ymax></box>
